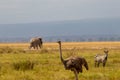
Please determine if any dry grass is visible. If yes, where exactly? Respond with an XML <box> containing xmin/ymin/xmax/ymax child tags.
<box><xmin>1</xmin><ymin>41</ymin><xmax>120</xmax><ymax>49</ymax></box>
<box><xmin>0</xmin><ymin>43</ymin><xmax>28</xmax><ymax>49</ymax></box>
<box><xmin>0</xmin><ymin>42</ymin><xmax>120</xmax><ymax>80</ymax></box>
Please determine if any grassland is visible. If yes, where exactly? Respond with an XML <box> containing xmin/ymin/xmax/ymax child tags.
<box><xmin>0</xmin><ymin>42</ymin><xmax>120</xmax><ymax>80</ymax></box>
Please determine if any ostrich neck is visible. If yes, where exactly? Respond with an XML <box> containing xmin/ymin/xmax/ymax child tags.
<box><xmin>59</xmin><ymin>43</ymin><xmax>65</xmax><ymax>64</ymax></box>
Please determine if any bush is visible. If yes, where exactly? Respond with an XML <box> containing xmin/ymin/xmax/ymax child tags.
<box><xmin>13</xmin><ymin>49</ymin><xmax>26</xmax><ymax>54</ymax></box>
<box><xmin>40</xmin><ymin>48</ymin><xmax>49</xmax><ymax>53</ymax></box>
<box><xmin>0</xmin><ymin>47</ymin><xmax>27</xmax><ymax>54</ymax></box>
<box><xmin>13</xmin><ymin>60</ymin><xmax>35</xmax><ymax>71</ymax></box>
<box><xmin>0</xmin><ymin>47</ymin><xmax>13</xmax><ymax>53</ymax></box>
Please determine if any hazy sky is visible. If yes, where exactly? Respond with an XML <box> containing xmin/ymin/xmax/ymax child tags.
<box><xmin>0</xmin><ymin>0</ymin><xmax>120</xmax><ymax>24</ymax></box>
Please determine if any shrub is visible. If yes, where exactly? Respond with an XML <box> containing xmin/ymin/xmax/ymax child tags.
<box><xmin>13</xmin><ymin>60</ymin><xmax>35</xmax><ymax>71</ymax></box>
<box><xmin>13</xmin><ymin>49</ymin><xmax>26</xmax><ymax>54</ymax></box>
<box><xmin>40</xmin><ymin>48</ymin><xmax>49</xmax><ymax>53</ymax></box>
<box><xmin>0</xmin><ymin>47</ymin><xmax>13</xmax><ymax>53</ymax></box>
<box><xmin>0</xmin><ymin>47</ymin><xmax>27</xmax><ymax>54</ymax></box>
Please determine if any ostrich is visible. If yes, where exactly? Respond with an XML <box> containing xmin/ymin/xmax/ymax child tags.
<box><xmin>94</xmin><ymin>50</ymin><xmax>109</xmax><ymax>67</ymax></box>
<box><xmin>57</xmin><ymin>41</ymin><xmax>88</xmax><ymax>80</ymax></box>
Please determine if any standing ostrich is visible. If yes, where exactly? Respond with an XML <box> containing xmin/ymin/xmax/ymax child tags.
<box><xmin>57</xmin><ymin>41</ymin><xmax>88</xmax><ymax>80</ymax></box>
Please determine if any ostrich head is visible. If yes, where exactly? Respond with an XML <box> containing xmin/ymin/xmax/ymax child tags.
<box><xmin>57</xmin><ymin>41</ymin><xmax>61</xmax><ymax>44</ymax></box>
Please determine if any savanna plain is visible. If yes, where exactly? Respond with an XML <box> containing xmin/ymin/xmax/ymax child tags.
<box><xmin>0</xmin><ymin>42</ymin><xmax>120</xmax><ymax>80</ymax></box>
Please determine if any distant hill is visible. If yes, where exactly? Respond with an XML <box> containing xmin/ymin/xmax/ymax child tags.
<box><xmin>0</xmin><ymin>18</ymin><xmax>120</xmax><ymax>42</ymax></box>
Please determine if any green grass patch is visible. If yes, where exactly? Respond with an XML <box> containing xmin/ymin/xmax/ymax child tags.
<box><xmin>0</xmin><ymin>47</ymin><xmax>120</xmax><ymax>80</ymax></box>
<box><xmin>12</xmin><ymin>60</ymin><xmax>35</xmax><ymax>71</ymax></box>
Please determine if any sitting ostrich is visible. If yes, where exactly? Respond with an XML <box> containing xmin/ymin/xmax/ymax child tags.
<box><xmin>57</xmin><ymin>41</ymin><xmax>88</xmax><ymax>80</ymax></box>
<box><xmin>94</xmin><ymin>50</ymin><xmax>109</xmax><ymax>67</ymax></box>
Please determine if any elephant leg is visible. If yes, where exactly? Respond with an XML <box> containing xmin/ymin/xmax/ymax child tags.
<box><xmin>33</xmin><ymin>46</ymin><xmax>35</xmax><ymax>49</ymax></box>
<box><xmin>38</xmin><ymin>44</ymin><xmax>41</xmax><ymax>48</ymax></box>
<box><xmin>30</xmin><ymin>43</ymin><xmax>34</xmax><ymax>49</ymax></box>
<box><xmin>35</xmin><ymin>45</ymin><xmax>38</xmax><ymax>49</ymax></box>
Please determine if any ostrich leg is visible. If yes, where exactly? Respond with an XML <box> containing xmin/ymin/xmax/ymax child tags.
<box><xmin>73</xmin><ymin>69</ymin><xmax>78</xmax><ymax>80</ymax></box>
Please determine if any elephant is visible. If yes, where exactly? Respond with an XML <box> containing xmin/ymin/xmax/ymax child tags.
<box><xmin>29</xmin><ymin>37</ymin><xmax>43</xmax><ymax>49</ymax></box>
